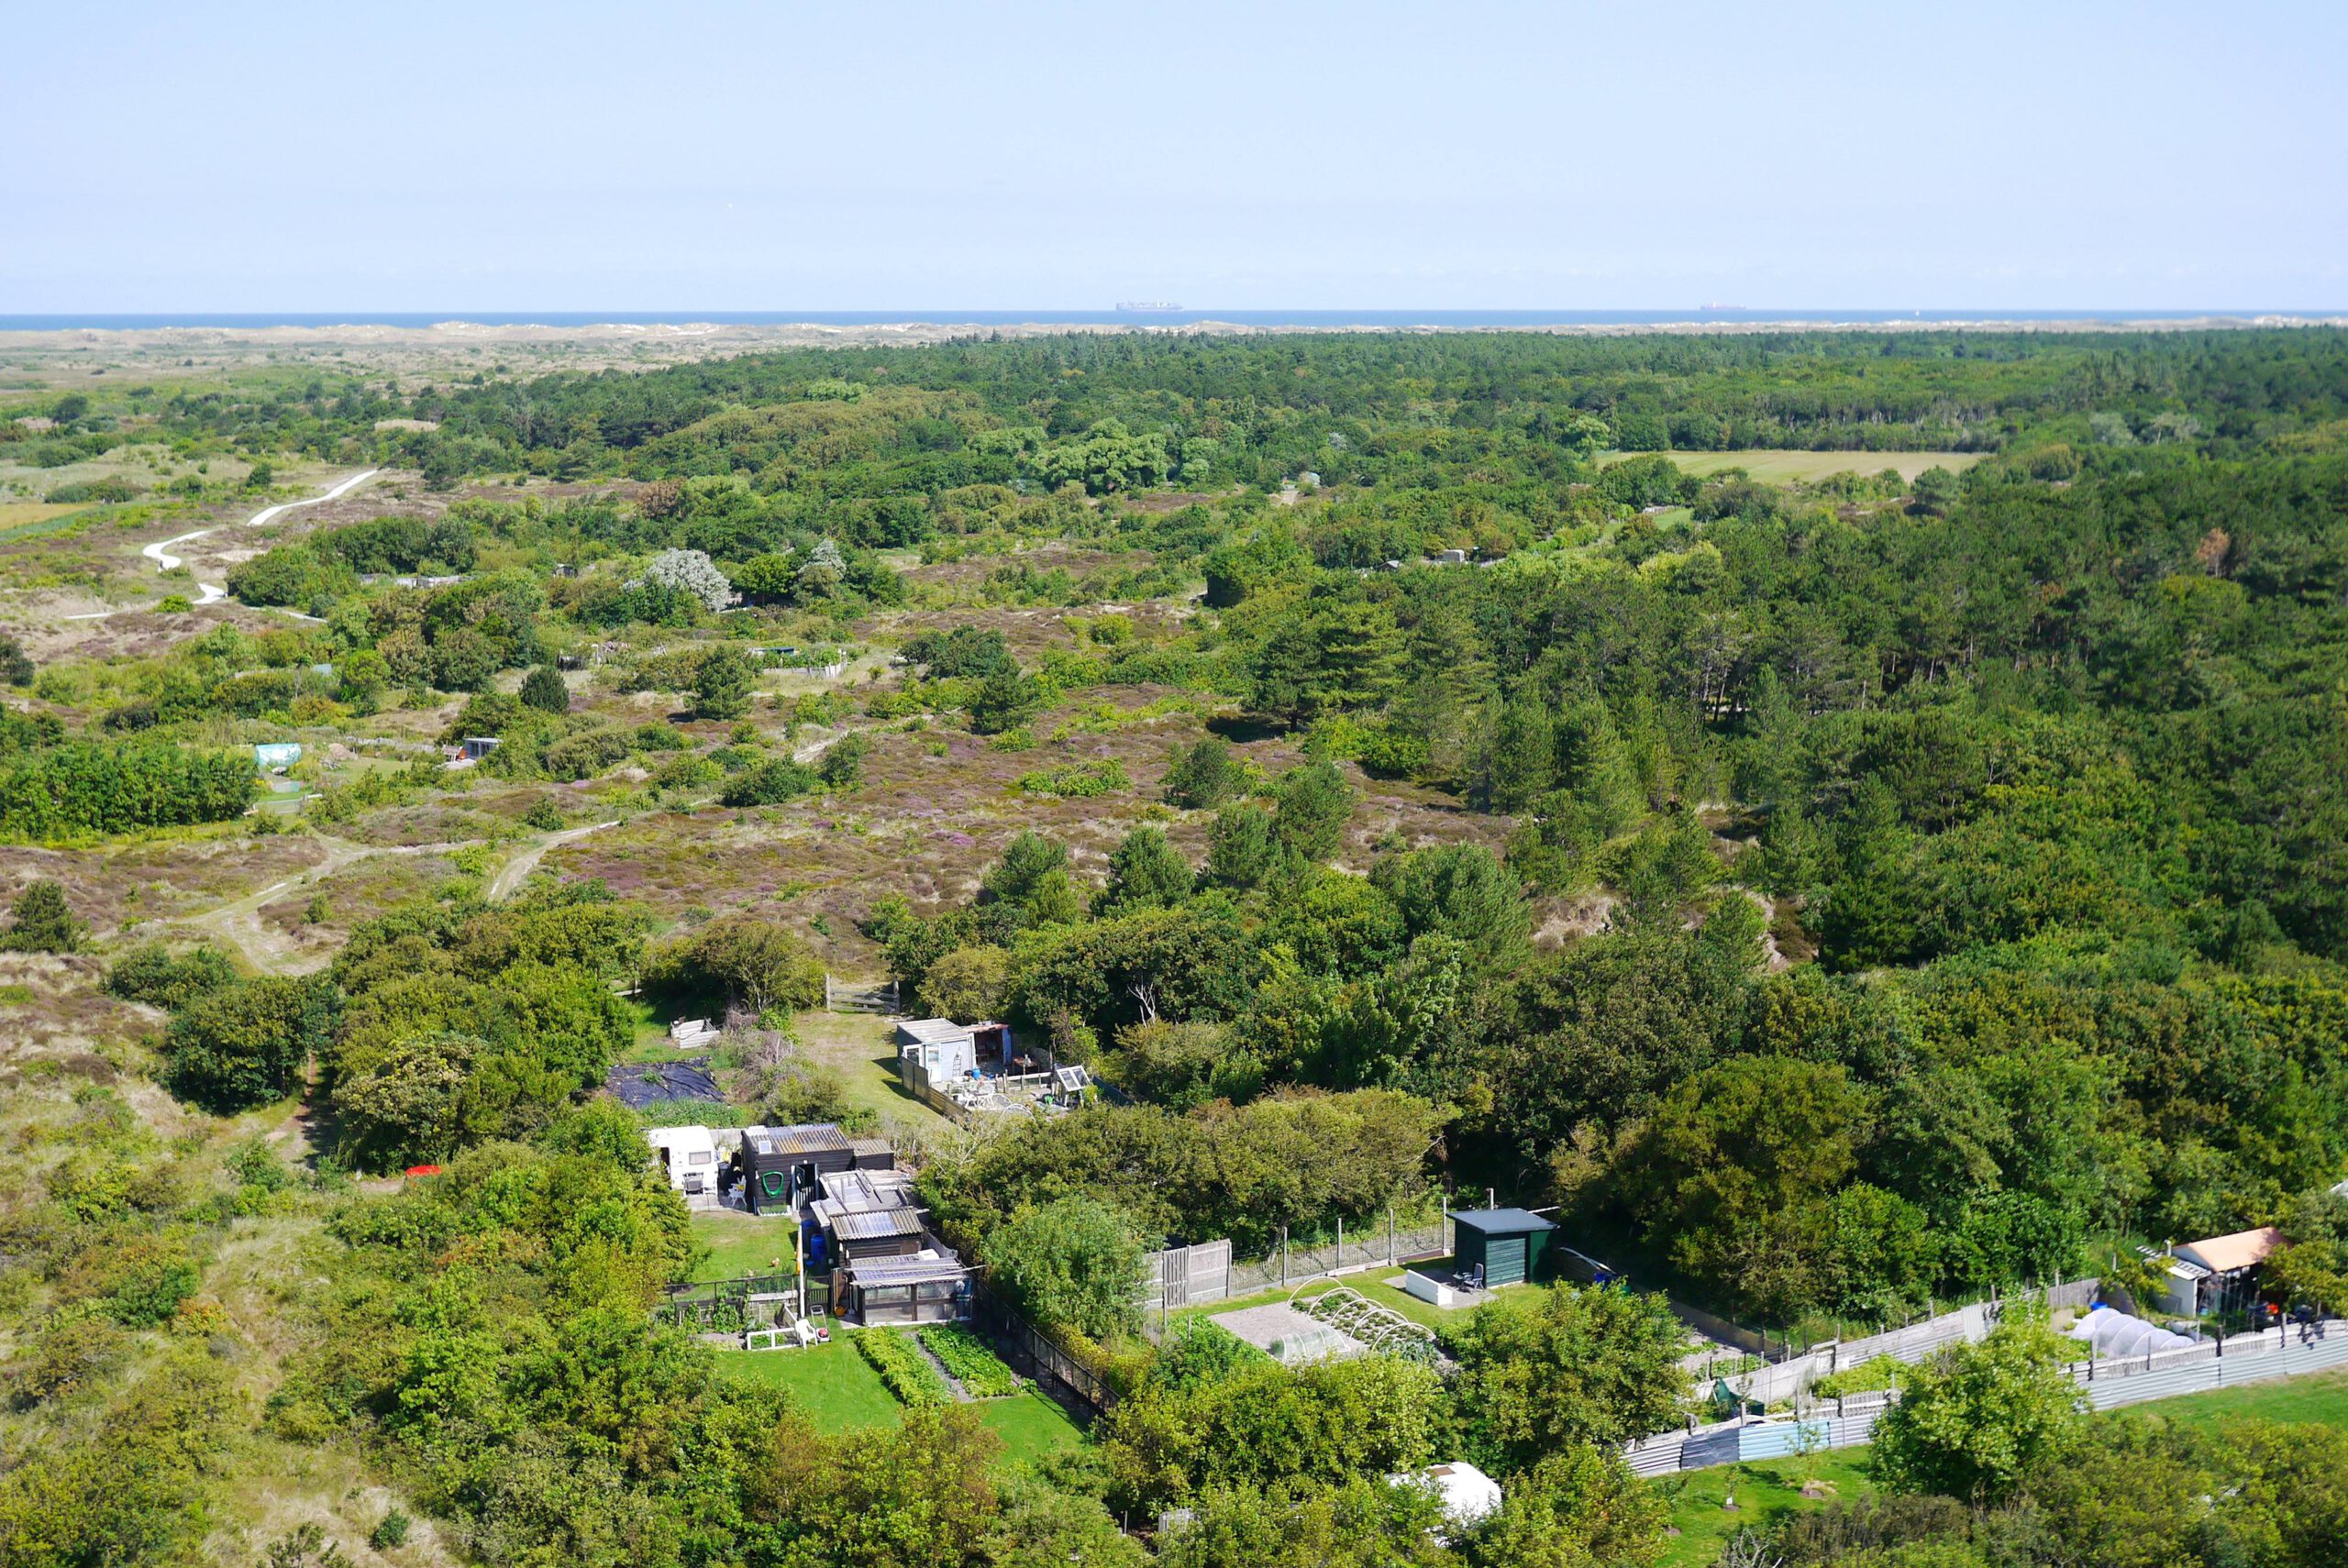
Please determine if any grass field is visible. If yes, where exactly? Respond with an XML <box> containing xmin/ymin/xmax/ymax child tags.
<box><xmin>792</xmin><ymin>1010</ymin><xmax>956</xmax><ymax>1132</ymax></box>
<box><xmin>1656</xmin><ymin>1451</ymin><xmax>1878</xmax><ymax>1567</ymax></box>
<box><xmin>710</xmin><ymin>1342</ymin><xmax>1083</xmax><ymax>1463</ymax></box>
<box><xmin>1602</xmin><ymin>449</ymin><xmax>1987</xmax><ymax>483</ymax></box>
<box><xmin>714</xmin><ymin>1341</ymin><xmax>901</xmax><ymax>1430</ymax></box>
<box><xmin>2122</xmin><ymin>1365</ymin><xmax>2348</xmax><ymax>1431</ymax></box>
<box><xmin>0</xmin><ymin>502</ymin><xmax>80</xmax><ymax>529</ymax></box>
<box><xmin>690</xmin><ymin>1209</ymin><xmax>798</xmax><ymax>1282</ymax></box>
<box><xmin>973</xmin><ymin>1388</ymin><xmax>1084</xmax><ymax>1463</ymax></box>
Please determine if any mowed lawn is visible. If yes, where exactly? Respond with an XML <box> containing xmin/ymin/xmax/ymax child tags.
<box><xmin>2122</xmin><ymin>1365</ymin><xmax>2348</xmax><ymax>1432</ymax></box>
<box><xmin>690</xmin><ymin>1209</ymin><xmax>798</xmax><ymax>1283</ymax></box>
<box><xmin>1604</xmin><ymin>449</ymin><xmax>1987</xmax><ymax>483</ymax></box>
<box><xmin>709</xmin><ymin>1342</ymin><xmax>1083</xmax><ymax>1464</ymax></box>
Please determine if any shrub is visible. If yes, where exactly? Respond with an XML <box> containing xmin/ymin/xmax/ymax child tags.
<box><xmin>519</xmin><ymin>664</ymin><xmax>570</xmax><ymax>712</ymax></box>
<box><xmin>1015</xmin><ymin>758</ymin><xmax>1130</xmax><ymax>799</ymax></box>
<box><xmin>105</xmin><ymin>943</ymin><xmax>238</xmax><ymax>1009</ymax></box>
<box><xmin>721</xmin><ymin>756</ymin><xmax>818</xmax><ymax>806</ymax></box>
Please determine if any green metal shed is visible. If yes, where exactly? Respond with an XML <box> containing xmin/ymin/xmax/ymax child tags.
<box><xmin>1449</xmin><ymin>1207</ymin><xmax>1557</xmax><ymax>1288</ymax></box>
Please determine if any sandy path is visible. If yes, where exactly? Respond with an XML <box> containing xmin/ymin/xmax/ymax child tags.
<box><xmin>181</xmin><ymin>834</ymin><xmax>457</xmax><ymax>975</ymax></box>
<box><xmin>488</xmin><ymin>820</ymin><xmax>620</xmax><ymax>901</ymax></box>
<box><xmin>66</xmin><ymin>467</ymin><xmax>382</xmax><ymax>620</ymax></box>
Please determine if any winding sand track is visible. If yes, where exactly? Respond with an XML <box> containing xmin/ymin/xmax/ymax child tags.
<box><xmin>66</xmin><ymin>467</ymin><xmax>382</xmax><ymax>619</ymax></box>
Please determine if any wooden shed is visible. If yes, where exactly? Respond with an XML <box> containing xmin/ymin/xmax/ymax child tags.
<box><xmin>739</xmin><ymin>1122</ymin><xmax>855</xmax><ymax>1214</ymax></box>
<box><xmin>1448</xmin><ymin>1208</ymin><xmax>1556</xmax><ymax>1288</ymax></box>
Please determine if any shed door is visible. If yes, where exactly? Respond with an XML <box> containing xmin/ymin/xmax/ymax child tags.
<box><xmin>1485</xmin><ymin>1234</ymin><xmax>1529</xmax><ymax>1286</ymax></box>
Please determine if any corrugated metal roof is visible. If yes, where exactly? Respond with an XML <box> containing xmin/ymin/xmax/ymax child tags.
<box><xmin>748</xmin><ymin>1122</ymin><xmax>853</xmax><ymax>1157</ymax></box>
<box><xmin>845</xmin><ymin>1253</ymin><xmax>967</xmax><ymax>1286</ymax></box>
<box><xmin>821</xmin><ymin>1170</ymin><xmax>914</xmax><ymax>1210</ymax></box>
<box><xmin>836</xmin><ymin>1209</ymin><xmax>927</xmax><ymax>1242</ymax></box>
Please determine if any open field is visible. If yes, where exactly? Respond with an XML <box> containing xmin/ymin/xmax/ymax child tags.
<box><xmin>1604</xmin><ymin>448</ymin><xmax>1988</xmax><ymax>482</ymax></box>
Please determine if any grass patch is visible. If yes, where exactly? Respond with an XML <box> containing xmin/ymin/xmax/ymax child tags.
<box><xmin>1655</xmin><ymin>1451</ymin><xmax>1879</xmax><ymax>1568</ymax></box>
<box><xmin>1603</xmin><ymin>448</ymin><xmax>1987</xmax><ymax>484</ymax></box>
<box><xmin>712</xmin><ymin>1342</ymin><xmax>901</xmax><ymax>1431</ymax></box>
<box><xmin>690</xmin><ymin>1210</ymin><xmax>798</xmax><ymax>1283</ymax></box>
<box><xmin>975</xmin><ymin>1390</ymin><xmax>1083</xmax><ymax>1463</ymax></box>
<box><xmin>2123</xmin><ymin>1365</ymin><xmax>2348</xmax><ymax>1431</ymax></box>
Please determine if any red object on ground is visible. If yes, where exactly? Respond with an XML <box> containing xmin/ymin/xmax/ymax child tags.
<box><xmin>404</xmin><ymin>1165</ymin><xmax>443</xmax><ymax>1178</ymax></box>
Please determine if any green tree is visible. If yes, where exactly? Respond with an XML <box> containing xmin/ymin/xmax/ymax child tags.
<box><xmin>518</xmin><ymin>664</ymin><xmax>570</xmax><ymax>713</ymax></box>
<box><xmin>979</xmin><ymin>1195</ymin><xmax>1145</xmax><ymax>1340</ymax></box>
<box><xmin>2</xmin><ymin>879</ymin><xmax>83</xmax><ymax>953</ymax></box>
<box><xmin>1206</xmin><ymin>804</ymin><xmax>1279</xmax><ymax>889</ymax></box>
<box><xmin>1483</xmin><ymin>695</ymin><xmax>1556</xmax><ymax>812</ymax></box>
<box><xmin>1872</xmin><ymin>1307</ymin><xmax>2085</xmax><ymax>1505</ymax></box>
<box><xmin>816</xmin><ymin>732</ymin><xmax>868</xmax><ymax>789</ymax></box>
<box><xmin>984</xmin><ymin>831</ymin><xmax>1070</xmax><ymax>908</ymax></box>
<box><xmin>692</xmin><ymin>645</ymin><xmax>754</xmax><ymax>721</ymax></box>
<box><xmin>1462</xmin><ymin>1444</ymin><xmax>1666</xmax><ymax>1568</ymax></box>
<box><xmin>968</xmin><ymin>664</ymin><xmax>1044</xmax><ymax>734</ymax></box>
<box><xmin>1274</xmin><ymin>761</ymin><xmax>1355</xmax><ymax>862</ymax></box>
<box><xmin>660</xmin><ymin>915</ymin><xmax>824</xmax><ymax>1017</ymax></box>
<box><xmin>1448</xmin><ymin>1285</ymin><xmax>1691</xmax><ymax>1473</ymax></box>
<box><xmin>0</xmin><ymin>633</ymin><xmax>35</xmax><ymax>686</ymax></box>
<box><xmin>1372</xmin><ymin>843</ymin><xmax>1530</xmax><ymax>971</ymax></box>
<box><xmin>332</xmin><ymin>1031</ymin><xmax>482</xmax><ymax>1169</ymax></box>
<box><xmin>163</xmin><ymin>977</ymin><xmax>334</xmax><ymax>1113</ymax></box>
<box><xmin>921</xmin><ymin>946</ymin><xmax>1013</xmax><ymax>1022</ymax></box>
<box><xmin>1097</xmin><ymin>824</ymin><xmax>1194</xmax><ymax>915</ymax></box>
<box><xmin>1622</xmin><ymin>1055</ymin><xmax>1866</xmax><ymax>1317</ymax></box>
<box><xmin>1163</xmin><ymin>736</ymin><xmax>1249</xmax><ymax>810</ymax></box>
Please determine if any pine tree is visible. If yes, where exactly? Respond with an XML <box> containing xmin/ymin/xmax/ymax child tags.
<box><xmin>692</xmin><ymin>646</ymin><xmax>755</xmax><ymax>721</ymax></box>
<box><xmin>1097</xmin><ymin>826</ymin><xmax>1193</xmax><ymax>915</ymax></box>
<box><xmin>519</xmin><ymin>665</ymin><xmax>570</xmax><ymax>713</ymax></box>
<box><xmin>2</xmin><ymin>879</ymin><xmax>81</xmax><ymax>953</ymax></box>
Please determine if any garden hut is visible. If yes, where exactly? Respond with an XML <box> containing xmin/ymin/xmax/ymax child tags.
<box><xmin>738</xmin><ymin>1122</ymin><xmax>855</xmax><ymax>1214</ymax></box>
<box><xmin>1447</xmin><ymin>1208</ymin><xmax>1556</xmax><ymax>1288</ymax></box>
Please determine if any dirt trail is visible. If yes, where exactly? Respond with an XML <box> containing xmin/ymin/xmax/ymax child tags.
<box><xmin>65</xmin><ymin>467</ymin><xmax>382</xmax><ymax>620</ymax></box>
<box><xmin>489</xmin><ymin>820</ymin><xmax>621</xmax><ymax>900</ymax></box>
<box><xmin>181</xmin><ymin>835</ymin><xmax>458</xmax><ymax>974</ymax></box>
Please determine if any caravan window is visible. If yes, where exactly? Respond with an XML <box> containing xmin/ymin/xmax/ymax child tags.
<box><xmin>688</xmin><ymin>1151</ymin><xmax>714</xmax><ymax>1165</ymax></box>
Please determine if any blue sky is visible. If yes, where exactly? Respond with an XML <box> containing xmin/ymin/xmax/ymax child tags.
<box><xmin>7</xmin><ymin>0</ymin><xmax>2342</xmax><ymax>313</ymax></box>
